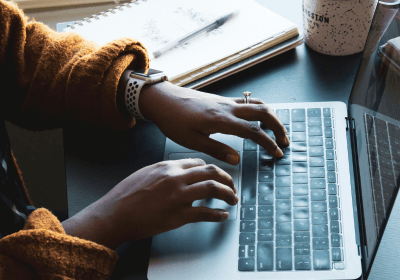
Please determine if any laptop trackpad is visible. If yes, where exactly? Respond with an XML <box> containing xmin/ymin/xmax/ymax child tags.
<box><xmin>168</xmin><ymin>152</ymin><xmax>239</xmax><ymax>220</ymax></box>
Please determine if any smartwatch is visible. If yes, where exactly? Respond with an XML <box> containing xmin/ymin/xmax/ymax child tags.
<box><xmin>120</xmin><ymin>69</ymin><xmax>168</xmax><ymax>120</ymax></box>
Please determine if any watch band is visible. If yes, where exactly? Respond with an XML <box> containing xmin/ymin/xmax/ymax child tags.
<box><xmin>125</xmin><ymin>77</ymin><xmax>148</xmax><ymax>121</ymax></box>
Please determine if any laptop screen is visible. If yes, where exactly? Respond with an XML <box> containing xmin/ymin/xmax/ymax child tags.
<box><xmin>349</xmin><ymin>3</ymin><xmax>400</xmax><ymax>273</ymax></box>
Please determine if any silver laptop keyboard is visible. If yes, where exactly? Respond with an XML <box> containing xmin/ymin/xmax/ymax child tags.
<box><xmin>238</xmin><ymin>108</ymin><xmax>345</xmax><ymax>271</ymax></box>
<box><xmin>364</xmin><ymin>114</ymin><xmax>400</xmax><ymax>232</ymax></box>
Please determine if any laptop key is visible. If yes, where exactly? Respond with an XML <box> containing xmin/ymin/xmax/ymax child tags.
<box><xmin>388</xmin><ymin>123</ymin><xmax>400</xmax><ymax>139</ymax></box>
<box><xmin>380</xmin><ymin>167</ymin><xmax>394</xmax><ymax>180</ymax></box>
<box><xmin>326</xmin><ymin>149</ymin><xmax>335</xmax><ymax>160</ymax></box>
<box><xmin>292</xmin><ymin>109</ymin><xmax>306</xmax><ymax>122</ymax></box>
<box><xmin>311</xmin><ymin>189</ymin><xmax>327</xmax><ymax>201</ymax></box>
<box><xmin>378</xmin><ymin>145</ymin><xmax>391</xmax><ymax>159</ymax></box>
<box><xmin>276</xmin><ymin>165</ymin><xmax>291</xmax><ymax>176</ymax></box>
<box><xmin>332</xmin><ymin>248</ymin><xmax>342</xmax><ymax>261</ymax></box>
<box><xmin>238</xmin><ymin>258</ymin><xmax>255</xmax><ymax>271</ymax></box>
<box><xmin>311</xmin><ymin>201</ymin><xmax>328</xmax><ymax>212</ymax></box>
<box><xmin>307</xmin><ymin>108</ymin><xmax>321</xmax><ymax>117</ymax></box>
<box><xmin>292</xmin><ymin>122</ymin><xmax>306</xmax><ymax>132</ymax></box>
<box><xmin>241</xmin><ymin>206</ymin><xmax>256</xmax><ymax>220</ymax></box>
<box><xmin>239</xmin><ymin>246</ymin><xmax>246</xmax><ymax>257</ymax></box>
<box><xmin>258</xmin><ymin>229</ymin><xmax>274</xmax><ymax>241</ymax></box>
<box><xmin>308</xmin><ymin>136</ymin><xmax>323</xmax><ymax>146</ymax></box>
<box><xmin>292</xmin><ymin>152</ymin><xmax>308</xmax><ymax>162</ymax></box>
<box><xmin>294</xmin><ymin>244</ymin><xmax>311</xmax><ymax>255</ymax></box>
<box><xmin>390</xmin><ymin>136</ymin><xmax>400</xmax><ymax>149</ymax></box>
<box><xmin>258</xmin><ymin>217</ymin><xmax>274</xmax><ymax>229</ymax></box>
<box><xmin>240</xmin><ymin>221</ymin><xmax>256</xmax><ymax>232</ymax></box>
<box><xmin>241</xmin><ymin>152</ymin><xmax>257</xmax><ymax>205</ymax></box>
<box><xmin>369</xmin><ymin>155</ymin><xmax>378</xmax><ymax>167</ymax></box>
<box><xmin>392</xmin><ymin>146</ymin><xmax>400</xmax><ymax>159</ymax></box>
<box><xmin>308</xmin><ymin>127</ymin><xmax>323</xmax><ymax>136</ymax></box>
<box><xmin>292</xmin><ymin>142</ymin><xmax>307</xmax><ymax>152</ymax></box>
<box><xmin>276</xmin><ymin>176</ymin><xmax>291</xmax><ymax>187</ymax></box>
<box><xmin>293</xmin><ymin>196</ymin><xmax>309</xmax><ymax>207</ymax></box>
<box><xmin>323</xmin><ymin>108</ymin><xmax>331</xmax><ymax>117</ymax></box>
<box><xmin>312</xmin><ymin>225</ymin><xmax>329</xmax><ymax>237</ymax></box>
<box><xmin>327</xmin><ymin>160</ymin><xmax>335</xmax><ymax>171</ymax></box>
<box><xmin>276</xmin><ymin>211</ymin><xmax>292</xmax><ymax>222</ymax></box>
<box><xmin>313</xmin><ymin>237</ymin><xmax>329</xmax><ymax>249</ymax></box>
<box><xmin>276</xmin><ymin>155</ymin><xmax>291</xmax><ymax>165</ymax></box>
<box><xmin>276</xmin><ymin>199</ymin><xmax>292</xmax><ymax>210</ymax></box>
<box><xmin>308</xmin><ymin>117</ymin><xmax>322</xmax><ymax>127</ymax></box>
<box><xmin>377</xmin><ymin>136</ymin><xmax>389</xmax><ymax>148</ymax></box>
<box><xmin>293</xmin><ymin>162</ymin><xmax>308</xmax><ymax>173</ymax></box>
<box><xmin>276</xmin><ymin>222</ymin><xmax>292</xmax><ymax>234</ymax></box>
<box><xmin>310</xmin><ymin>168</ymin><xmax>325</xmax><ymax>178</ymax></box>
<box><xmin>259</xmin><ymin>150</ymin><xmax>274</xmax><ymax>161</ymax></box>
<box><xmin>259</xmin><ymin>160</ymin><xmax>274</xmax><ymax>171</ymax></box>
<box><xmin>313</xmin><ymin>250</ymin><xmax>331</xmax><ymax>270</ymax></box>
<box><xmin>276</xmin><ymin>187</ymin><xmax>291</xmax><ymax>198</ymax></box>
<box><xmin>276</xmin><ymin>109</ymin><xmax>290</xmax><ymax>125</ymax></box>
<box><xmin>295</xmin><ymin>256</ymin><xmax>312</xmax><ymax>270</ymax></box>
<box><xmin>323</xmin><ymin>118</ymin><xmax>332</xmax><ymax>127</ymax></box>
<box><xmin>309</xmin><ymin>146</ymin><xmax>324</xmax><ymax>157</ymax></box>
<box><xmin>257</xmin><ymin>242</ymin><xmax>273</xmax><ymax>271</ymax></box>
<box><xmin>310</xmin><ymin>178</ymin><xmax>326</xmax><ymax>189</ymax></box>
<box><xmin>293</xmin><ymin>173</ymin><xmax>308</xmax><ymax>184</ymax></box>
<box><xmin>248</xmin><ymin>246</ymin><xmax>255</xmax><ymax>257</ymax></box>
<box><xmin>276</xmin><ymin>235</ymin><xmax>292</xmax><ymax>247</ymax></box>
<box><xmin>330</xmin><ymin>221</ymin><xmax>341</xmax><ymax>233</ymax></box>
<box><xmin>325</xmin><ymin>138</ymin><xmax>334</xmax><ymax>149</ymax></box>
<box><xmin>276</xmin><ymin>248</ymin><xmax>293</xmax><ymax>270</ymax></box>
<box><xmin>258</xmin><ymin>193</ymin><xmax>274</xmax><ymax>205</ymax></box>
<box><xmin>324</xmin><ymin>127</ymin><xmax>333</xmax><ymax>138</ymax></box>
<box><xmin>329</xmin><ymin>196</ymin><xmax>338</xmax><ymax>208</ymax></box>
<box><xmin>259</xmin><ymin>171</ymin><xmax>274</xmax><ymax>182</ymax></box>
<box><xmin>292</xmin><ymin>132</ymin><xmax>307</xmax><ymax>142</ymax></box>
<box><xmin>310</xmin><ymin>157</ymin><xmax>324</xmax><ymax>167</ymax></box>
<box><xmin>258</xmin><ymin>206</ymin><xmax>274</xmax><ymax>217</ymax></box>
<box><xmin>244</xmin><ymin>139</ymin><xmax>258</xmax><ymax>150</ymax></box>
<box><xmin>258</xmin><ymin>182</ymin><xmax>274</xmax><ymax>193</ymax></box>
<box><xmin>294</xmin><ymin>231</ymin><xmax>310</xmax><ymax>243</ymax></box>
<box><xmin>327</xmin><ymin>172</ymin><xmax>336</xmax><ymax>183</ymax></box>
<box><xmin>311</xmin><ymin>212</ymin><xmax>328</xmax><ymax>224</ymax></box>
<box><xmin>294</xmin><ymin>208</ymin><xmax>310</xmax><ymax>219</ymax></box>
<box><xmin>381</xmin><ymin>177</ymin><xmax>396</xmax><ymax>191</ymax></box>
<box><xmin>293</xmin><ymin>184</ymin><xmax>309</xmax><ymax>196</ymax></box>
<box><xmin>239</xmin><ymin>232</ymin><xmax>255</xmax><ymax>244</ymax></box>
<box><xmin>328</xmin><ymin>184</ymin><xmax>337</xmax><ymax>195</ymax></box>
<box><xmin>329</xmin><ymin>208</ymin><xmax>339</xmax><ymax>220</ymax></box>
<box><xmin>331</xmin><ymin>234</ymin><xmax>342</xmax><ymax>247</ymax></box>
<box><xmin>294</xmin><ymin>219</ymin><xmax>310</xmax><ymax>231</ymax></box>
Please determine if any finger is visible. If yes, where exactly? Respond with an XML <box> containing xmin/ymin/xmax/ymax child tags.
<box><xmin>184</xmin><ymin>207</ymin><xmax>229</xmax><ymax>223</ymax></box>
<box><xmin>183</xmin><ymin>133</ymin><xmax>241</xmax><ymax>166</ymax></box>
<box><xmin>171</xmin><ymin>158</ymin><xmax>206</xmax><ymax>169</ymax></box>
<box><xmin>209</xmin><ymin>115</ymin><xmax>283</xmax><ymax>158</ymax></box>
<box><xmin>233</xmin><ymin>103</ymin><xmax>289</xmax><ymax>147</ymax></box>
<box><xmin>182</xmin><ymin>163</ymin><xmax>236</xmax><ymax>193</ymax></box>
<box><xmin>184</xmin><ymin>180</ymin><xmax>238</xmax><ymax>205</ymax></box>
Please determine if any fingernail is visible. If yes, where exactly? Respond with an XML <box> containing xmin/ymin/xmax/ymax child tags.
<box><xmin>221</xmin><ymin>211</ymin><xmax>229</xmax><ymax>220</ymax></box>
<box><xmin>234</xmin><ymin>196</ymin><xmax>239</xmax><ymax>204</ymax></box>
<box><xmin>226</xmin><ymin>154</ymin><xmax>239</xmax><ymax>165</ymax></box>
<box><xmin>276</xmin><ymin>146</ymin><xmax>284</xmax><ymax>157</ymax></box>
<box><xmin>285</xmin><ymin>135</ymin><xmax>290</xmax><ymax>145</ymax></box>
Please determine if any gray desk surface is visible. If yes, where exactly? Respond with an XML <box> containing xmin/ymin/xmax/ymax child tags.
<box><xmin>60</xmin><ymin>0</ymin><xmax>362</xmax><ymax>279</ymax></box>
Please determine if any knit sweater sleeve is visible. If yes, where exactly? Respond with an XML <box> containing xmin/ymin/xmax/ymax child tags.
<box><xmin>0</xmin><ymin>0</ymin><xmax>150</xmax><ymax>131</ymax></box>
<box><xmin>0</xmin><ymin>208</ymin><xmax>118</xmax><ymax>280</ymax></box>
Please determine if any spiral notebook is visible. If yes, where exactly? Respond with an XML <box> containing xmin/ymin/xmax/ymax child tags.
<box><xmin>63</xmin><ymin>0</ymin><xmax>301</xmax><ymax>88</ymax></box>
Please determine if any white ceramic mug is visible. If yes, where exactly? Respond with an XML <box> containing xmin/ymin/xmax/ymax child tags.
<box><xmin>303</xmin><ymin>0</ymin><xmax>378</xmax><ymax>55</ymax></box>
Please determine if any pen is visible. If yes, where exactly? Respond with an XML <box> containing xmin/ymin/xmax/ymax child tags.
<box><xmin>153</xmin><ymin>10</ymin><xmax>240</xmax><ymax>58</ymax></box>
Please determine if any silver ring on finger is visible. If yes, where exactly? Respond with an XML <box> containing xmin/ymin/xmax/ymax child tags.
<box><xmin>243</xmin><ymin>91</ymin><xmax>251</xmax><ymax>104</ymax></box>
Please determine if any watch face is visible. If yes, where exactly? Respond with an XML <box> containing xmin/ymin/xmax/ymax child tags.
<box><xmin>133</xmin><ymin>68</ymin><xmax>164</xmax><ymax>77</ymax></box>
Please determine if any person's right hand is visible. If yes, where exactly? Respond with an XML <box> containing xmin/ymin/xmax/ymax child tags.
<box><xmin>62</xmin><ymin>158</ymin><xmax>238</xmax><ymax>249</ymax></box>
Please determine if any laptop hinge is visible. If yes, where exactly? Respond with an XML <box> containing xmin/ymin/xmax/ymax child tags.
<box><xmin>345</xmin><ymin>117</ymin><xmax>356</xmax><ymax>131</ymax></box>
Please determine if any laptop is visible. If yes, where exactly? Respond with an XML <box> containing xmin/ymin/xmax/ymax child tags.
<box><xmin>148</xmin><ymin>2</ymin><xmax>400</xmax><ymax>279</ymax></box>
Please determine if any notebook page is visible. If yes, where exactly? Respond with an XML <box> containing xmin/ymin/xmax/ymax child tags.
<box><xmin>64</xmin><ymin>0</ymin><xmax>296</xmax><ymax>79</ymax></box>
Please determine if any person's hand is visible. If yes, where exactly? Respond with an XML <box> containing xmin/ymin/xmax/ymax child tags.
<box><xmin>139</xmin><ymin>82</ymin><xmax>289</xmax><ymax>165</ymax></box>
<box><xmin>62</xmin><ymin>158</ymin><xmax>238</xmax><ymax>249</ymax></box>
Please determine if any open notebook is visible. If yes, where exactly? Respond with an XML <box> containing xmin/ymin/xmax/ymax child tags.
<box><xmin>63</xmin><ymin>0</ymin><xmax>300</xmax><ymax>87</ymax></box>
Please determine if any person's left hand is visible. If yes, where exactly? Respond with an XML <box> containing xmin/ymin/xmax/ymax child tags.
<box><xmin>139</xmin><ymin>82</ymin><xmax>290</xmax><ymax>165</ymax></box>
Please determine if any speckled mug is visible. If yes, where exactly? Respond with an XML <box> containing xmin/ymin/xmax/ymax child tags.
<box><xmin>303</xmin><ymin>0</ymin><xmax>378</xmax><ymax>55</ymax></box>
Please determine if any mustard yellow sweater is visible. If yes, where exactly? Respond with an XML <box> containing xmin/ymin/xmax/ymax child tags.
<box><xmin>0</xmin><ymin>0</ymin><xmax>150</xmax><ymax>279</ymax></box>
